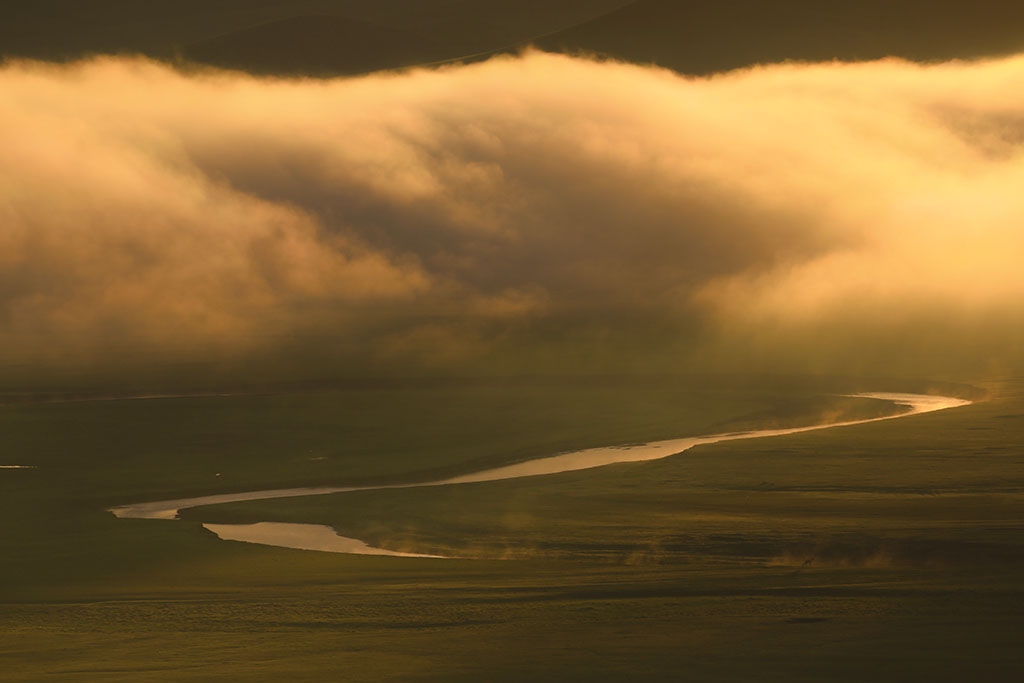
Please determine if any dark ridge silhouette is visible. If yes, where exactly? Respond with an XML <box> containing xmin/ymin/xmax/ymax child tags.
<box><xmin>0</xmin><ymin>1</ymin><xmax>632</xmax><ymax>72</ymax></box>
<box><xmin>4</xmin><ymin>1</ymin><xmax>1024</xmax><ymax>77</ymax></box>
<box><xmin>536</xmin><ymin>0</ymin><xmax>1024</xmax><ymax>74</ymax></box>
<box><xmin>184</xmin><ymin>15</ymin><xmax>445</xmax><ymax>75</ymax></box>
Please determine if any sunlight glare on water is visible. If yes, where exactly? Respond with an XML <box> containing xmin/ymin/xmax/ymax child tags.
<box><xmin>111</xmin><ymin>392</ymin><xmax>971</xmax><ymax>557</ymax></box>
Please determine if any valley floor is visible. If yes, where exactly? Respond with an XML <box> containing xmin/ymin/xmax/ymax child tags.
<box><xmin>2</xmin><ymin>376</ymin><xmax>1020</xmax><ymax>680</ymax></box>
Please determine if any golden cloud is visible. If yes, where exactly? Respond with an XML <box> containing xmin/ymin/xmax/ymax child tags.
<box><xmin>1</xmin><ymin>52</ymin><xmax>1023</xmax><ymax>378</ymax></box>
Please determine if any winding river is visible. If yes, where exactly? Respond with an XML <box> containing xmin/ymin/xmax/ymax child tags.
<box><xmin>109</xmin><ymin>392</ymin><xmax>971</xmax><ymax>558</ymax></box>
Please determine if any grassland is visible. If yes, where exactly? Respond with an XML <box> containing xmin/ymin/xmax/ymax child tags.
<box><xmin>1</xmin><ymin>375</ymin><xmax>1020</xmax><ymax>681</ymax></box>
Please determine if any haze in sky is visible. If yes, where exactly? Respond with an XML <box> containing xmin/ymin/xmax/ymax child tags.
<box><xmin>2</xmin><ymin>50</ymin><xmax>1024</xmax><ymax>382</ymax></box>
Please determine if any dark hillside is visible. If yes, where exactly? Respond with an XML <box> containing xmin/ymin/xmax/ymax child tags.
<box><xmin>185</xmin><ymin>15</ymin><xmax>444</xmax><ymax>75</ymax></box>
<box><xmin>0</xmin><ymin>1</ymin><xmax>630</xmax><ymax>72</ymax></box>
<box><xmin>538</xmin><ymin>0</ymin><xmax>1024</xmax><ymax>74</ymax></box>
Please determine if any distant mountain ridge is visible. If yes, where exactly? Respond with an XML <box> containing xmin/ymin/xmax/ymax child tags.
<box><xmin>185</xmin><ymin>15</ymin><xmax>445</xmax><ymax>76</ymax></box>
<box><xmin>0</xmin><ymin>0</ymin><xmax>631</xmax><ymax>73</ymax></box>
<box><xmin>536</xmin><ymin>0</ymin><xmax>1024</xmax><ymax>74</ymax></box>
<box><xmin>4</xmin><ymin>0</ymin><xmax>1024</xmax><ymax>76</ymax></box>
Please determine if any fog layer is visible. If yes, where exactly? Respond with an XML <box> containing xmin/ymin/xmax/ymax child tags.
<box><xmin>2</xmin><ymin>52</ymin><xmax>1023</xmax><ymax>379</ymax></box>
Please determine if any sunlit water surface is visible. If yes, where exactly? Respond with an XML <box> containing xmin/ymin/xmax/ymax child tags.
<box><xmin>110</xmin><ymin>392</ymin><xmax>971</xmax><ymax>558</ymax></box>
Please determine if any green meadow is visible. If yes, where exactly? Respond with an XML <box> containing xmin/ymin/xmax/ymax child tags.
<box><xmin>2</xmin><ymin>375</ymin><xmax>1021</xmax><ymax>680</ymax></box>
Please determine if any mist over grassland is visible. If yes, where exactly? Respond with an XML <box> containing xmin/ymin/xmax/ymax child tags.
<box><xmin>3</xmin><ymin>51</ymin><xmax>1024</xmax><ymax>386</ymax></box>
<box><xmin>3</xmin><ymin>34</ymin><xmax>1024</xmax><ymax>680</ymax></box>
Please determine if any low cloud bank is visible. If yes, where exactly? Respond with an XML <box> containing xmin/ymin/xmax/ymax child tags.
<box><xmin>2</xmin><ymin>52</ymin><xmax>1023</xmax><ymax>380</ymax></box>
